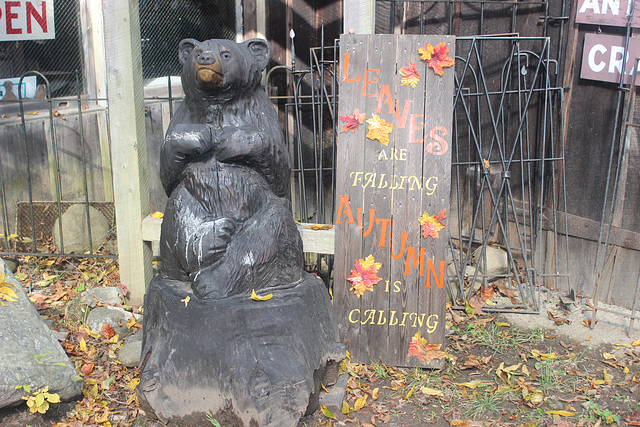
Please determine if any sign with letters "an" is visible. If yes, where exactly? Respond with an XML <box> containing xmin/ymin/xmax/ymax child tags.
<box><xmin>334</xmin><ymin>34</ymin><xmax>454</xmax><ymax>368</ymax></box>
<box><xmin>576</xmin><ymin>0</ymin><xmax>640</xmax><ymax>28</ymax></box>
<box><xmin>0</xmin><ymin>0</ymin><xmax>55</xmax><ymax>41</ymax></box>
<box><xmin>581</xmin><ymin>33</ymin><xmax>640</xmax><ymax>85</ymax></box>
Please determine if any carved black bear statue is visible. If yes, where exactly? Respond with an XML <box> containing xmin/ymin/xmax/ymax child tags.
<box><xmin>138</xmin><ymin>38</ymin><xmax>344</xmax><ymax>427</ymax></box>
<box><xmin>159</xmin><ymin>38</ymin><xmax>303</xmax><ymax>299</ymax></box>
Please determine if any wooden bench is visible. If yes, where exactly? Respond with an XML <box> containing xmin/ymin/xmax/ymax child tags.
<box><xmin>141</xmin><ymin>215</ymin><xmax>335</xmax><ymax>256</ymax></box>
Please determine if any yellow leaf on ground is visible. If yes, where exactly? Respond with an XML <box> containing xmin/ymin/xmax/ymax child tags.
<box><xmin>633</xmin><ymin>339</ymin><xmax>640</xmax><ymax>347</ymax></box>
<box><xmin>181</xmin><ymin>296</ymin><xmax>190</xmax><ymax>307</ymax></box>
<box><xmin>42</xmin><ymin>272</ymin><xmax>56</xmax><ymax>281</ymax></box>
<box><xmin>420</xmin><ymin>387</ymin><xmax>444</xmax><ymax>397</ymax></box>
<box><xmin>371</xmin><ymin>387</ymin><xmax>379</xmax><ymax>400</ymax></box>
<box><xmin>603</xmin><ymin>352</ymin><xmax>617</xmax><ymax>360</ymax></box>
<box><xmin>251</xmin><ymin>289</ymin><xmax>273</xmax><ymax>301</ymax></box>
<box><xmin>126</xmin><ymin>316</ymin><xmax>137</xmax><ymax>329</ymax></box>
<box><xmin>531</xmin><ymin>349</ymin><xmax>557</xmax><ymax>360</ymax></box>
<box><xmin>454</xmin><ymin>380</ymin><xmax>489</xmax><ymax>389</ymax></box>
<box><xmin>321</xmin><ymin>404</ymin><xmax>336</xmax><ymax>419</ymax></box>
<box><xmin>341</xmin><ymin>401</ymin><xmax>351</xmax><ymax>415</ymax></box>
<box><xmin>79</xmin><ymin>337</ymin><xmax>87</xmax><ymax>352</ymax></box>
<box><xmin>150</xmin><ymin>211</ymin><xmax>164</xmax><ymax>219</ymax></box>
<box><xmin>403</xmin><ymin>384</ymin><xmax>415</xmax><ymax>400</ymax></box>
<box><xmin>354</xmin><ymin>395</ymin><xmax>367</xmax><ymax>411</ymax></box>
<box><xmin>547</xmin><ymin>410</ymin><xmax>575</xmax><ymax>417</ymax></box>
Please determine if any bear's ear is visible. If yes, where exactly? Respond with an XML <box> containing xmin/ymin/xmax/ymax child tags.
<box><xmin>178</xmin><ymin>39</ymin><xmax>200</xmax><ymax>64</ymax></box>
<box><xmin>244</xmin><ymin>39</ymin><xmax>272</xmax><ymax>71</ymax></box>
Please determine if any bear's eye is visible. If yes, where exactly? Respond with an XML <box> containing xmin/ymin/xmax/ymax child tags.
<box><xmin>221</xmin><ymin>51</ymin><xmax>232</xmax><ymax>61</ymax></box>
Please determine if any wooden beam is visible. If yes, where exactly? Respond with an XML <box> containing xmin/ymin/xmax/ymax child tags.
<box><xmin>244</xmin><ymin>0</ymin><xmax>257</xmax><ymax>39</ymax></box>
<box><xmin>542</xmin><ymin>208</ymin><xmax>640</xmax><ymax>252</ymax></box>
<box><xmin>142</xmin><ymin>215</ymin><xmax>336</xmax><ymax>255</ymax></box>
<box><xmin>103</xmin><ymin>0</ymin><xmax>153</xmax><ymax>305</ymax></box>
<box><xmin>343</xmin><ymin>0</ymin><xmax>374</xmax><ymax>34</ymax></box>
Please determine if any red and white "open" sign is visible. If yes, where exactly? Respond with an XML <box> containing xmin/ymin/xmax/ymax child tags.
<box><xmin>0</xmin><ymin>0</ymin><xmax>55</xmax><ymax>41</ymax></box>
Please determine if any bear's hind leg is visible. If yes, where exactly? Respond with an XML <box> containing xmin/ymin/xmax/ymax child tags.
<box><xmin>191</xmin><ymin>201</ymin><xmax>303</xmax><ymax>299</ymax></box>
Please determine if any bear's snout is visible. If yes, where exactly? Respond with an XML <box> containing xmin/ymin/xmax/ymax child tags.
<box><xmin>195</xmin><ymin>51</ymin><xmax>224</xmax><ymax>88</ymax></box>
<box><xmin>196</xmin><ymin>51</ymin><xmax>216</xmax><ymax>66</ymax></box>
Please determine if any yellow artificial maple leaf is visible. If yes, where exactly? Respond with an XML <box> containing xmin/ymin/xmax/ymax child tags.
<box><xmin>366</xmin><ymin>114</ymin><xmax>393</xmax><ymax>146</ymax></box>
<box><xmin>418</xmin><ymin>211</ymin><xmax>446</xmax><ymax>239</ymax></box>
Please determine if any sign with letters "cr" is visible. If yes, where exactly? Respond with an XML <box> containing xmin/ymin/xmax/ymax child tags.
<box><xmin>581</xmin><ymin>33</ymin><xmax>640</xmax><ymax>85</ymax></box>
<box><xmin>0</xmin><ymin>0</ymin><xmax>55</xmax><ymax>41</ymax></box>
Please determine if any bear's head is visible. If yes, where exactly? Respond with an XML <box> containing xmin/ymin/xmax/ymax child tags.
<box><xmin>178</xmin><ymin>38</ymin><xmax>271</xmax><ymax>101</ymax></box>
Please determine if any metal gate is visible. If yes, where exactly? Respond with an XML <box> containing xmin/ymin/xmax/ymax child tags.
<box><xmin>277</xmin><ymin>0</ymin><xmax>570</xmax><ymax>312</ymax></box>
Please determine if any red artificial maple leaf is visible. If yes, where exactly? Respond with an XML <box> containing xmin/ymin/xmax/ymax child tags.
<box><xmin>418</xmin><ymin>208</ymin><xmax>447</xmax><ymax>239</ymax></box>
<box><xmin>339</xmin><ymin>109</ymin><xmax>366</xmax><ymax>133</ymax></box>
<box><xmin>347</xmin><ymin>255</ymin><xmax>382</xmax><ymax>297</ymax></box>
<box><xmin>418</xmin><ymin>42</ymin><xmax>454</xmax><ymax>76</ymax></box>
<box><xmin>407</xmin><ymin>332</ymin><xmax>446</xmax><ymax>363</ymax></box>
<box><xmin>399</xmin><ymin>62</ymin><xmax>420</xmax><ymax>88</ymax></box>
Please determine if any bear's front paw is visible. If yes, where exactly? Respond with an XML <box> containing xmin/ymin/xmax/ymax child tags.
<box><xmin>186</xmin><ymin>218</ymin><xmax>236</xmax><ymax>270</ymax></box>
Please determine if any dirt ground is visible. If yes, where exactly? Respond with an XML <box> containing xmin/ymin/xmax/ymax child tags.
<box><xmin>1</xmin><ymin>256</ymin><xmax>640</xmax><ymax>427</ymax></box>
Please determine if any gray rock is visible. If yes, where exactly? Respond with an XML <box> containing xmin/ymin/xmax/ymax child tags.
<box><xmin>118</xmin><ymin>334</ymin><xmax>142</xmax><ymax>367</ymax></box>
<box><xmin>64</xmin><ymin>294</ymin><xmax>90</xmax><ymax>325</ymax></box>
<box><xmin>82</xmin><ymin>286</ymin><xmax>122</xmax><ymax>307</ymax></box>
<box><xmin>472</xmin><ymin>246</ymin><xmax>509</xmax><ymax>276</ymax></box>
<box><xmin>85</xmin><ymin>305</ymin><xmax>136</xmax><ymax>338</ymax></box>
<box><xmin>3</xmin><ymin>258</ymin><xmax>19</xmax><ymax>273</ymax></box>
<box><xmin>0</xmin><ymin>258</ymin><xmax>82</xmax><ymax>409</ymax></box>
<box><xmin>52</xmin><ymin>204</ymin><xmax>111</xmax><ymax>253</ymax></box>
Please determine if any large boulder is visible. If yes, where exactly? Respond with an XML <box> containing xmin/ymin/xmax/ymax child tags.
<box><xmin>0</xmin><ymin>258</ymin><xmax>82</xmax><ymax>409</ymax></box>
<box><xmin>52</xmin><ymin>204</ymin><xmax>111</xmax><ymax>253</ymax></box>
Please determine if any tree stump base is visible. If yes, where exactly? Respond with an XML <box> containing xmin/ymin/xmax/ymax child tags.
<box><xmin>138</xmin><ymin>273</ymin><xmax>344</xmax><ymax>426</ymax></box>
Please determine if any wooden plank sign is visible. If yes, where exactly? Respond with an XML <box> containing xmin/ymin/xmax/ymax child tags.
<box><xmin>334</xmin><ymin>34</ymin><xmax>454</xmax><ymax>368</ymax></box>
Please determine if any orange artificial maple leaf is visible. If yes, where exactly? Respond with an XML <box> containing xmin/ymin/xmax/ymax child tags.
<box><xmin>399</xmin><ymin>62</ymin><xmax>420</xmax><ymax>88</ymax></box>
<box><xmin>418</xmin><ymin>208</ymin><xmax>447</xmax><ymax>239</ymax></box>
<box><xmin>339</xmin><ymin>109</ymin><xmax>366</xmax><ymax>133</ymax></box>
<box><xmin>407</xmin><ymin>332</ymin><xmax>446</xmax><ymax>363</ymax></box>
<box><xmin>418</xmin><ymin>42</ymin><xmax>454</xmax><ymax>76</ymax></box>
<box><xmin>347</xmin><ymin>254</ymin><xmax>382</xmax><ymax>297</ymax></box>
<box><xmin>366</xmin><ymin>114</ymin><xmax>393</xmax><ymax>146</ymax></box>
<box><xmin>80</xmin><ymin>363</ymin><xmax>94</xmax><ymax>376</ymax></box>
<box><xmin>100</xmin><ymin>324</ymin><xmax>115</xmax><ymax>339</ymax></box>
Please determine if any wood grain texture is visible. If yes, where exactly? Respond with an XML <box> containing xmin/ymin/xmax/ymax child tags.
<box><xmin>103</xmin><ymin>0</ymin><xmax>153</xmax><ymax>304</ymax></box>
<box><xmin>334</xmin><ymin>35</ymin><xmax>454</xmax><ymax>367</ymax></box>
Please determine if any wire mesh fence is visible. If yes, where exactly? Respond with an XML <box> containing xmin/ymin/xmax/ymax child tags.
<box><xmin>0</xmin><ymin>0</ymin><xmax>238</xmax><ymax>258</ymax></box>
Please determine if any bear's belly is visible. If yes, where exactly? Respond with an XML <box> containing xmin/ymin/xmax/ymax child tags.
<box><xmin>181</xmin><ymin>158</ymin><xmax>272</xmax><ymax>222</ymax></box>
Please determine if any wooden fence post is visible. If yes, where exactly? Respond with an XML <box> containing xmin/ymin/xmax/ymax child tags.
<box><xmin>103</xmin><ymin>0</ymin><xmax>152</xmax><ymax>304</ymax></box>
<box><xmin>343</xmin><ymin>0</ymin><xmax>375</xmax><ymax>34</ymax></box>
